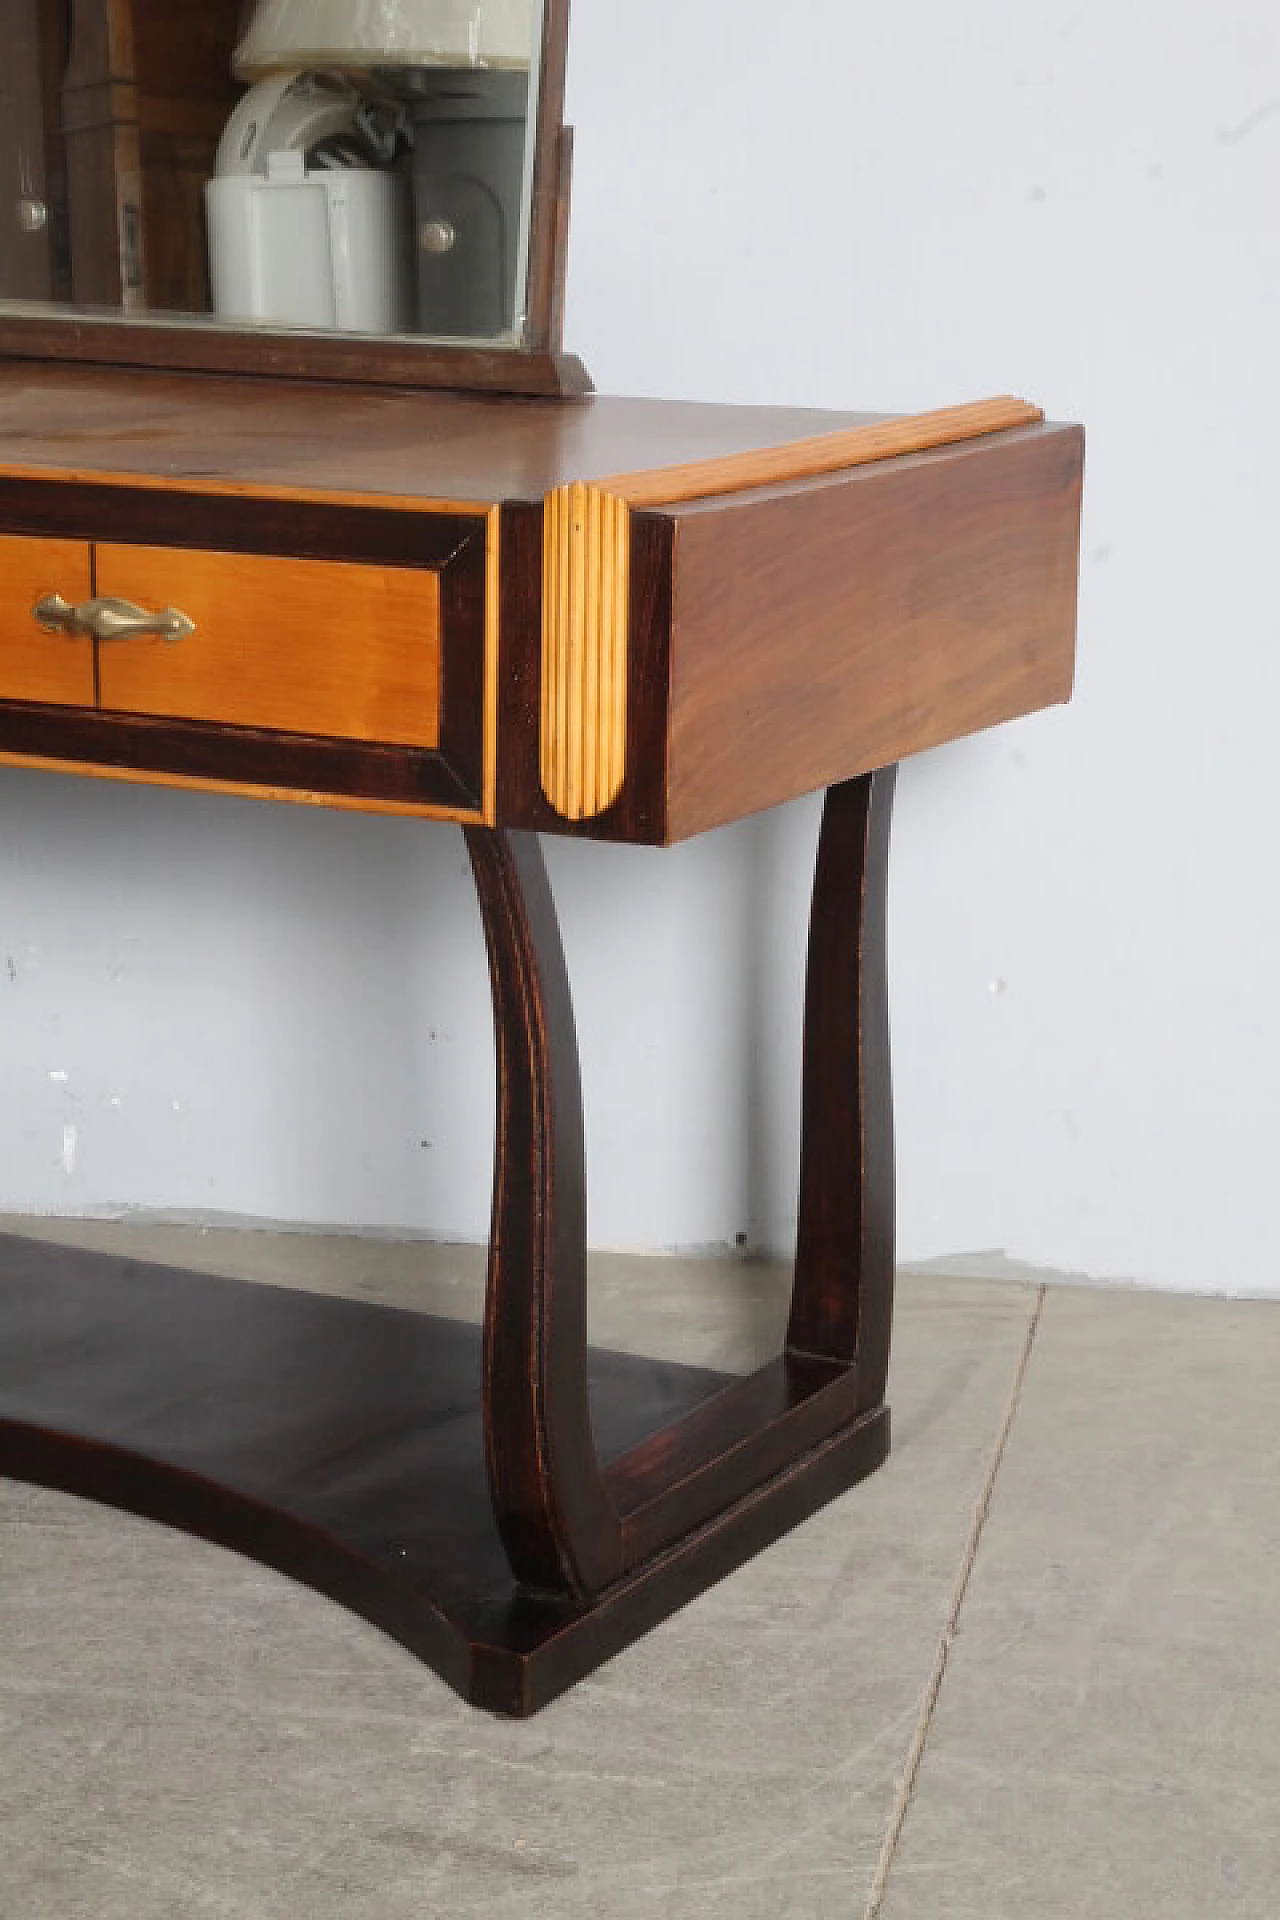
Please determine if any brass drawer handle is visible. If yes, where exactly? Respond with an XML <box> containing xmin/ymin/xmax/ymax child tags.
<box><xmin>34</xmin><ymin>593</ymin><xmax>195</xmax><ymax>645</ymax></box>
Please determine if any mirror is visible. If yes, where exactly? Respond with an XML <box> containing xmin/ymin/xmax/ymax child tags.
<box><xmin>0</xmin><ymin>0</ymin><xmax>582</xmax><ymax>393</ymax></box>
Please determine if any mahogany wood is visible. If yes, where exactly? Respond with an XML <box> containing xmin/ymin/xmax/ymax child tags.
<box><xmin>0</xmin><ymin>770</ymin><xmax>903</xmax><ymax>1709</ymax></box>
<box><xmin>0</xmin><ymin>1233</ymin><xmax>740</xmax><ymax>1716</ymax></box>
<box><xmin>789</xmin><ymin>770</ymin><xmax>897</xmax><ymax>1410</ymax></box>
<box><xmin>465</xmin><ymin>825</ymin><xmax>624</xmax><ymax>1598</ymax></box>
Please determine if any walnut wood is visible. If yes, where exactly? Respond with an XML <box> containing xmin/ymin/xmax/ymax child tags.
<box><xmin>0</xmin><ymin>534</ymin><xmax>94</xmax><ymax>706</ymax></box>
<box><xmin>0</xmin><ymin>374</ymin><xmax>1082</xmax><ymax>843</ymax></box>
<box><xmin>94</xmin><ymin>545</ymin><xmax>442</xmax><ymax>752</ymax></box>
<box><xmin>0</xmin><ymin>366</ymin><xmax>877</xmax><ymax>506</ymax></box>
<box><xmin>789</xmin><ymin>770</ymin><xmax>897</xmax><ymax>1410</ymax></box>
<box><xmin>465</xmin><ymin>825</ymin><xmax>624</xmax><ymax>1599</ymax></box>
<box><xmin>600</xmin><ymin>396</ymin><xmax>1044</xmax><ymax>508</ymax></box>
<box><xmin>664</xmin><ymin>423</ymin><xmax>1084</xmax><ymax>840</ymax></box>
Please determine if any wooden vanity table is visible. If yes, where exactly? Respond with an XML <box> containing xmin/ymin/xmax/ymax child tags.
<box><xmin>0</xmin><ymin>0</ymin><xmax>1083</xmax><ymax>1716</ymax></box>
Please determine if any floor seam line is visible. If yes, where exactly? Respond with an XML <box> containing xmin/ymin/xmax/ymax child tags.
<box><xmin>861</xmin><ymin>1281</ymin><xmax>1048</xmax><ymax>1920</ymax></box>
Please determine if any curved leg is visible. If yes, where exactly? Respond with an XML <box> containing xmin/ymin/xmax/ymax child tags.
<box><xmin>465</xmin><ymin>826</ymin><xmax>624</xmax><ymax>1600</ymax></box>
<box><xmin>599</xmin><ymin>768</ymin><xmax>898</xmax><ymax>1568</ymax></box>
<box><xmin>788</xmin><ymin>767</ymin><xmax>898</xmax><ymax>1410</ymax></box>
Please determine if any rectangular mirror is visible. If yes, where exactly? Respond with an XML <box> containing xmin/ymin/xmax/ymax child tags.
<box><xmin>0</xmin><ymin>0</ymin><xmax>583</xmax><ymax>394</ymax></box>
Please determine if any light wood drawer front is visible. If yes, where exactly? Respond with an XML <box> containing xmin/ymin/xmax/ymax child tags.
<box><xmin>0</xmin><ymin>536</ymin><xmax>95</xmax><ymax>707</ymax></box>
<box><xmin>95</xmin><ymin>545</ymin><xmax>442</xmax><ymax>750</ymax></box>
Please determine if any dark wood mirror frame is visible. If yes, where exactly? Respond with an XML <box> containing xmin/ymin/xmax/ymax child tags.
<box><xmin>0</xmin><ymin>0</ymin><xmax>588</xmax><ymax>398</ymax></box>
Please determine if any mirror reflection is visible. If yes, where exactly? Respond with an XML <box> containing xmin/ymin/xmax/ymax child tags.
<box><xmin>1</xmin><ymin>0</ymin><xmax>543</xmax><ymax>344</ymax></box>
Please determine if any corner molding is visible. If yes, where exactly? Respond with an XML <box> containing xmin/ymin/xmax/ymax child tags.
<box><xmin>540</xmin><ymin>481</ymin><xmax>631</xmax><ymax>822</ymax></box>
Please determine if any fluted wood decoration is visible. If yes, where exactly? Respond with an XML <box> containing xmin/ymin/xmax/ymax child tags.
<box><xmin>539</xmin><ymin>395</ymin><xmax>1044</xmax><ymax>820</ymax></box>
<box><xmin>540</xmin><ymin>480</ymin><xmax>631</xmax><ymax>821</ymax></box>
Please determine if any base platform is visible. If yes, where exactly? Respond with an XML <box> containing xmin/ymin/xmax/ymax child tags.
<box><xmin>0</xmin><ymin>1234</ymin><xmax>889</xmax><ymax>1715</ymax></box>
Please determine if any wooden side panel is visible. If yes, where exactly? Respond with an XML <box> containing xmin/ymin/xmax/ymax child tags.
<box><xmin>665</xmin><ymin>424</ymin><xmax>1084</xmax><ymax>841</ymax></box>
<box><xmin>0</xmin><ymin>535</ymin><xmax>94</xmax><ymax>706</ymax></box>
<box><xmin>95</xmin><ymin>545</ymin><xmax>442</xmax><ymax>749</ymax></box>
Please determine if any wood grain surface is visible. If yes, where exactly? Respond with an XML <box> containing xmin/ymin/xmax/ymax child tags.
<box><xmin>0</xmin><ymin>533</ymin><xmax>94</xmax><ymax>706</ymax></box>
<box><xmin>0</xmin><ymin>477</ymin><xmax>491</xmax><ymax>818</ymax></box>
<box><xmin>600</xmin><ymin>395</ymin><xmax>1044</xmax><ymax>508</ymax></box>
<box><xmin>540</xmin><ymin>481</ymin><xmax>629</xmax><ymax>818</ymax></box>
<box><xmin>0</xmin><ymin>377</ymin><xmax>1084</xmax><ymax>846</ymax></box>
<box><xmin>0</xmin><ymin>366</ymin><xmax>879</xmax><ymax>506</ymax></box>
<box><xmin>665</xmin><ymin>422</ymin><xmax>1084</xmax><ymax>839</ymax></box>
<box><xmin>95</xmin><ymin>544</ymin><xmax>442</xmax><ymax>750</ymax></box>
<box><xmin>536</xmin><ymin>398</ymin><xmax>1047</xmax><ymax>821</ymax></box>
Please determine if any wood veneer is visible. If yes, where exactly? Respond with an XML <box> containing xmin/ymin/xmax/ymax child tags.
<box><xmin>94</xmin><ymin>545</ymin><xmax>443</xmax><ymax>751</ymax></box>
<box><xmin>0</xmin><ymin>534</ymin><xmax>94</xmax><ymax>706</ymax></box>
<box><xmin>0</xmin><ymin>367</ymin><xmax>1083</xmax><ymax>843</ymax></box>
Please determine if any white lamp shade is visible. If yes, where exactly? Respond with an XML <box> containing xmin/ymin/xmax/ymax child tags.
<box><xmin>233</xmin><ymin>0</ymin><xmax>536</xmax><ymax>77</ymax></box>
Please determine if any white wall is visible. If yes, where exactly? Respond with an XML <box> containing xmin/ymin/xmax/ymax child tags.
<box><xmin>3</xmin><ymin>0</ymin><xmax>1278</xmax><ymax>1294</ymax></box>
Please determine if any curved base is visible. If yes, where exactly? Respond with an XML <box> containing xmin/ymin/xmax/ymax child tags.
<box><xmin>0</xmin><ymin>1234</ymin><xmax>889</xmax><ymax>1716</ymax></box>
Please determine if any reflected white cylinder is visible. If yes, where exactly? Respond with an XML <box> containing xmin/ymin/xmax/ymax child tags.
<box><xmin>233</xmin><ymin>0</ymin><xmax>536</xmax><ymax>76</ymax></box>
<box><xmin>206</xmin><ymin>169</ymin><xmax>414</xmax><ymax>334</ymax></box>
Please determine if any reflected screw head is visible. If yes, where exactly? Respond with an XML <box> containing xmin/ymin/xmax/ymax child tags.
<box><xmin>420</xmin><ymin>217</ymin><xmax>457</xmax><ymax>256</ymax></box>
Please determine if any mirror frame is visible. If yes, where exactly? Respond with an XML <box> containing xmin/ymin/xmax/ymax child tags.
<box><xmin>0</xmin><ymin>0</ymin><xmax>589</xmax><ymax>398</ymax></box>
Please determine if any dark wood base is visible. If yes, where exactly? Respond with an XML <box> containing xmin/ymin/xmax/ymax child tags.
<box><xmin>0</xmin><ymin>1233</ymin><xmax>889</xmax><ymax>1717</ymax></box>
<box><xmin>0</xmin><ymin>769</ymin><xmax>899</xmax><ymax>1713</ymax></box>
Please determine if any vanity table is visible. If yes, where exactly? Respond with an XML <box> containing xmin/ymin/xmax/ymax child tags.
<box><xmin>0</xmin><ymin>0</ymin><xmax>1083</xmax><ymax>1715</ymax></box>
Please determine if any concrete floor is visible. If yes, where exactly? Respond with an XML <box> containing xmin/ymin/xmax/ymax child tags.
<box><xmin>0</xmin><ymin>1217</ymin><xmax>1276</xmax><ymax>1918</ymax></box>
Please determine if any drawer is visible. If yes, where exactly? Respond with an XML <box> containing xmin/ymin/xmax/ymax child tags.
<box><xmin>0</xmin><ymin>487</ymin><xmax>490</xmax><ymax>824</ymax></box>
<box><xmin>94</xmin><ymin>545</ymin><xmax>441</xmax><ymax>750</ymax></box>
<box><xmin>0</xmin><ymin>535</ymin><xmax>95</xmax><ymax>707</ymax></box>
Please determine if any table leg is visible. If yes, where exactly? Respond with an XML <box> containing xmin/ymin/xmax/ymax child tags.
<box><xmin>0</xmin><ymin>774</ymin><xmax>898</xmax><ymax>1715</ymax></box>
<box><xmin>466</xmin><ymin>766</ymin><xmax>897</xmax><ymax>1598</ymax></box>
<box><xmin>465</xmin><ymin>826</ymin><xmax>625</xmax><ymax>1600</ymax></box>
<box><xmin>789</xmin><ymin>765</ymin><xmax>897</xmax><ymax>1409</ymax></box>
